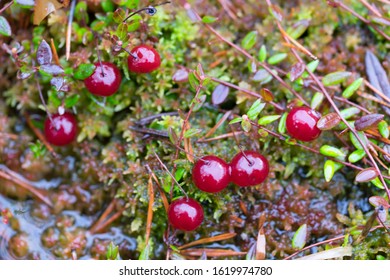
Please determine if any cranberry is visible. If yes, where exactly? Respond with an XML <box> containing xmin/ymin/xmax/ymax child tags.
<box><xmin>127</xmin><ymin>45</ymin><xmax>161</xmax><ymax>74</ymax></box>
<box><xmin>44</xmin><ymin>112</ymin><xmax>77</xmax><ymax>146</ymax></box>
<box><xmin>192</xmin><ymin>155</ymin><xmax>230</xmax><ymax>193</ymax></box>
<box><xmin>230</xmin><ymin>151</ymin><xmax>269</xmax><ymax>187</ymax></box>
<box><xmin>168</xmin><ymin>197</ymin><xmax>204</xmax><ymax>231</ymax></box>
<box><xmin>84</xmin><ymin>62</ymin><xmax>122</xmax><ymax>96</ymax></box>
<box><xmin>286</xmin><ymin>106</ymin><xmax>322</xmax><ymax>142</ymax></box>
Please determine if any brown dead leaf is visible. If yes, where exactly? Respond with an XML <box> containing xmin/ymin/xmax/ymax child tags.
<box><xmin>34</xmin><ymin>0</ymin><xmax>64</xmax><ymax>25</ymax></box>
<box><xmin>178</xmin><ymin>233</ymin><xmax>236</xmax><ymax>250</ymax></box>
<box><xmin>180</xmin><ymin>248</ymin><xmax>247</xmax><ymax>257</ymax></box>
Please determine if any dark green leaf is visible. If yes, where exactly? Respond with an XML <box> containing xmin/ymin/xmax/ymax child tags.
<box><xmin>74</xmin><ymin>63</ymin><xmax>96</xmax><ymax>80</ymax></box>
<box><xmin>188</xmin><ymin>71</ymin><xmax>200</xmax><ymax>91</ymax></box>
<box><xmin>278</xmin><ymin>112</ymin><xmax>288</xmax><ymax>134</ymax></box>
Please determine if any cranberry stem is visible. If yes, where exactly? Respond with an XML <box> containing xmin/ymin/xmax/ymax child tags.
<box><xmin>35</xmin><ymin>75</ymin><xmax>53</xmax><ymax>124</ymax></box>
<box><xmin>172</xmin><ymin>144</ymin><xmax>208</xmax><ymax>163</ymax></box>
<box><xmin>95</xmin><ymin>38</ymin><xmax>105</xmax><ymax>77</ymax></box>
<box><xmin>122</xmin><ymin>1</ymin><xmax>171</xmax><ymax>22</ymax></box>
<box><xmin>229</xmin><ymin>124</ymin><xmax>253</xmax><ymax>165</ymax></box>
<box><xmin>153</xmin><ymin>151</ymin><xmax>188</xmax><ymax>199</ymax></box>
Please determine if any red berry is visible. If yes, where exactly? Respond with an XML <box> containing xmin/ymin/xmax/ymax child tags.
<box><xmin>168</xmin><ymin>197</ymin><xmax>204</xmax><ymax>231</ymax></box>
<box><xmin>84</xmin><ymin>62</ymin><xmax>122</xmax><ymax>96</ymax></box>
<box><xmin>44</xmin><ymin>112</ymin><xmax>77</xmax><ymax>146</ymax></box>
<box><xmin>127</xmin><ymin>45</ymin><xmax>161</xmax><ymax>74</ymax></box>
<box><xmin>230</xmin><ymin>151</ymin><xmax>269</xmax><ymax>187</ymax></box>
<box><xmin>192</xmin><ymin>155</ymin><xmax>230</xmax><ymax>193</ymax></box>
<box><xmin>286</xmin><ymin>106</ymin><xmax>322</xmax><ymax>142</ymax></box>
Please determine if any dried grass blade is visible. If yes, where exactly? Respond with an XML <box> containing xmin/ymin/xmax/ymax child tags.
<box><xmin>295</xmin><ymin>246</ymin><xmax>352</xmax><ymax>260</ymax></box>
<box><xmin>145</xmin><ymin>175</ymin><xmax>155</xmax><ymax>246</ymax></box>
<box><xmin>180</xmin><ymin>248</ymin><xmax>247</xmax><ymax>257</ymax></box>
<box><xmin>178</xmin><ymin>232</ymin><xmax>237</xmax><ymax>250</ymax></box>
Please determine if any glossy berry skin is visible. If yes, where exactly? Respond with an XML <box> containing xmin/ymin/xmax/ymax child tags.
<box><xmin>286</xmin><ymin>106</ymin><xmax>322</xmax><ymax>142</ymax></box>
<box><xmin>44</xmin><ymin>112</ymin><xmax>77</xmax><ymax>146</ymax></box>
<box><xmin>230</xmin><ymin>151</ymin><xmax>269</xmax><ymax>187</ymax></box>
<box><xmin>127</xmin><ymin>45</ymin><xmax>161</xmax><ymax>74</ymax></box>
<box><xmin>84</xmin><ymin>62</ymin><xmax>122</xmax><ymax>97</ymax></box>
<box><xmin>192</xmin><ymin>156</ymin><xmax>230</xmax><ymax>193</ymax></box>
<box><xmin>168</xmin><ymin>197</ymin><xmax>204</xmax><ymax>231</ymax></box>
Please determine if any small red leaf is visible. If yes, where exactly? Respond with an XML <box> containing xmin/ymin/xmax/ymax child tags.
<box><xmin>369</xmin><ymin>196</ymin><xmax>390</xmax><ymax>209</ymax></box>
<box><xmin>355</xmin><ymin>167</ymin><xmax>379</xmax><ymax>182</ymax></box>
<box><xmin>316</xmin><ymin>112</ymin><xmax>341</xmax><ymax>130</ymax></box>
<box><xmin>36</xmin><ymin>40</ymin><xmax>52</xmax><ymax>65</ymax></box>
<box><xmin>355</xmin><ymin>114</ymin><xmax>384</xmax><ymax>131</ymax></box>
<box><xmin>212</xmin><ymin>84</ymin><xmax>229</xmax><ymax>105</ymax></box>
<box><xmin>289</xmin><ymin>62</ymin><xmax>305</xmax><ymax>82</ymax></box>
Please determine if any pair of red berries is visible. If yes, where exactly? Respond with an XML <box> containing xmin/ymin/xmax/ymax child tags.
<box><xmin>193</xmin><ymin>151</ymin><xmax>270</xmax><ymax>193</ymax></box>
<box><xmin>44</xmin><ymin>45</ymin><xmax>161</xmax><ymax>146</ymax></box>
<box><xmin>167</xmin><ymin>151</ymin><xmax>269</xmax><ymax>232</ymax></box>
<box><xmin>84</xmin><ymin>45</ymin><xmax>161</xmax><ymax>97</ymax></box>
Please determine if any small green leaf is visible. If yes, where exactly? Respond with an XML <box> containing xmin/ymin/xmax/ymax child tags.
<box><xmin>348</xmin><ymin>149</ymin><xmax>366</xmax><ymax>163</ymax></box>
<box><xmin>324</xmin><ymin>160</ymin><xmax>336</xmax><ymax>182</ymax></box>
<box><xmin>349</xmin><ymin>131</ymin><xmax>367</xmax><ymax>150</ymax></box>
<box><xmin>324</xmin><ymin>160</ymin><xmax>343</xmax><ymax>182</ymax></box>
<box><xmin>258</xmin><ymin>45</ymin><xmax>267</xmax><ymax>63</ymax></box>
<box><xmin>278</xmin><ymin>112</ymin><xmax>288</xmax><ymax>134</ymax></box>
<box><xmin>102</xmin><ymin>0</ymin><xmax>115</xmax><ymax>12</ymax></box>
<box><xmin>258</xmin><ymin>115</ymin><xmax>281</xmax><ymax>126</ymax></box>
<box><xmin>287</xmin><ymin>19</ymin><xmax>309</xmax><ymax>39</ymax></box>
<box><xmin>74</xmin><ymin>63</ymin><xmax>96</xmax><ymax>80</ymax></box>
<box><xmin>241</xmin><ymin>31</ymin><xmax>257</xmax><ymax>50</ymax></box>
<box><xmin>65</xmin><ymin>94</ymin><xmax>80</xmax><ymax>108</ymax></box>
<box><xmin>371</xmin><ymin>177</ymin><xmax>384</xmax><ymax>189</ymax></box>
<box><xmin>322</xmin><ymin>71</ymin><xmax>351</xmax><ymax>86</ymax></box>
<box><xmin>241</xmin><ymin>115</ymin><xmax>252</xmax><ymax>132</ymax></box>
<box><xmin>304</xmin><ymin>60</ymin><xmax>319</xmax><ymax>76</ymax></box>
<box><xmin>117</xmin><ymin>23</ymin><xmax>128</xmax><ymax>41</ymax></box>
<box><xmin>320</xmin><ymin>145</ymin><xmax>346</xmax><ymax>159</ymax></box>
<box><xmin>175</xmin><ymin>168</ymin><xmax>186</xmax><ymax>181</ymax></box>
<box><xmin>267</xmin><ymin>53</ymin><xmax>287</xmax><ymax>65</ymax></box>
<box><xmin>378</xmin><ymin>120</ymin><xmax>389</xmax><ymax>139</ymax></box>
<box><xmin>342</xmin><ymin>78</ymin><xmax>363</xmax><ymax>99</ymax></box>
<box><xmin>188</xmin><ymin>71</ymin><xmax>200</xmax><ymax>91</ymax></box>
<box><xmin>0</xmin><ymin>16</ymin><xmax>11</xmax><ymax>37</ymax></box>
<box><xmin>247</xmin><ymin>99</ymin><xmax>265</xmax><ymax>120</ymax></box>
<box><xmin>184</xmin><ymin>128</ymin><xmax>202</xmax><ymax>138</ymax></box>
<box><xmin>139</xmin><ymin>243</ymin><xmax>150</xmax><ymax>260</ymax></box>
<box><xmin>311</xmin><ymin>92</ymin><xmax>324</xmax><ymax>110</ymax></box>
<box><xmin>229</xmin><ymin>117</ymin><xmax>243</xmax><ymax>124</ymax></box>
<box><xmin>202</xmin><ymin>15</ymin><xmax>217</xmax><ymax>23</ymax></box>
<box><xmin>340</xmin><ymin>107</ymin><xmax>360</xmax><ymax>119</ymax></box>
<box><xmin>292</xmin><ymin>224</ymin><xmax>307</xmax><ymax>250</ymax></box>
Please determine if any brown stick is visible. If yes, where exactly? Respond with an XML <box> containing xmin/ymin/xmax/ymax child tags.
<box><xmin>0</xmin><ymin>169</ymin><xmax>53</xmax><ymax>207</ymax></box>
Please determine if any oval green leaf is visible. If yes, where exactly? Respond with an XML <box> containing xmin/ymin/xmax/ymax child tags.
<box><xmin>322</xmin><ymin>71</ymin><xmax>351</xmax><ymax>86</ymax></box>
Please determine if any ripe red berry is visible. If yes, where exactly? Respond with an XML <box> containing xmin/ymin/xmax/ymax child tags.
<box><xmin>127</xmin><ymin>45</ymin><xmax>161</xmax><ymax>74</ymax></box>
<box><xmin>168</xmin><ymin>197</ymin><xmax>204</xmax><ymax>231</ymax></box>
<box><xmin>84</xmin><ymin>62</ymin><xmax>122</xmax><ymax>97</ymax></box>
<box><xmin>230</xmin><ymin>151</ymin><xmax>269</xmax><ymax>187</ymax></box>
<box><xmin>192</xmin><ymin>155</ymin><xmax>230</xmax><ymax>193</ymax></box>
<box><xmin>286</xmin><ymin>106</ymin><xmax>322</xmax><ymax>142</ymax></box>
<box><xmin>44</xmin><ymin>112</ymin><xmax>77</xmax><ymax>146</ymax></box>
